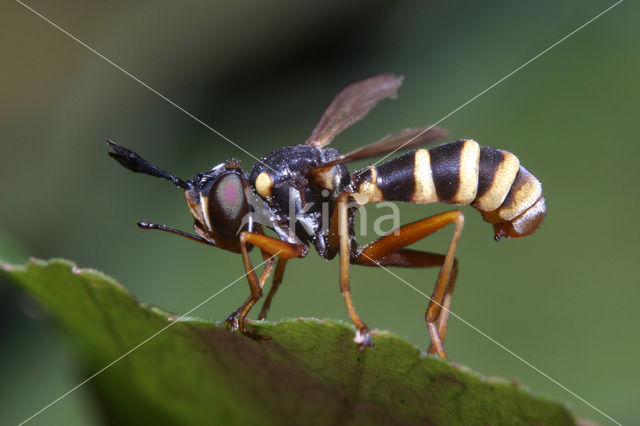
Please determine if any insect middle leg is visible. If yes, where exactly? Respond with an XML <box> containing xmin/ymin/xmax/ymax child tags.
<box><xmin>354</xmin><ymin>210</ymin><xmax>464</xmax><ymax>358</ymax></box>
<box><xmin>336</xmin><ymin>194</ymin><xmax>374</xmax><ymax>348</ymax></box>
<box><xmin>258</xmin><ymin>258</ymin><xmax>288</xmax><ymax>320</ymax></box>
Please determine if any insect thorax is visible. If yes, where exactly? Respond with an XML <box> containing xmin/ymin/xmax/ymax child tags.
<box><xmin>249</xmin><ymin>145</ymin><xmax>351</xmax><ymax>255</ymax></box>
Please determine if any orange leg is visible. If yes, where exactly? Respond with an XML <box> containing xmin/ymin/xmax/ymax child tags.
<box><xmin>225</xmin><ymin>232</ymin><xmax>304</xmax><ymax>339</ymax></box>
<box><xmin>224</xmin><ymin>256</ymin><xmax>274</xmax><ymax>337</ymax></box>
<box><xmin>356</xmin><ymin>248</ymin><xmax>458</xmax><ymax>351</ymax></box>
<box><xmin>258</xmin><ymin>258</ymin><xmax>288</xmax><ymax>320</ymax></box>
<box><xmin>337</xmin><ymin>194</ymin><xmax>373</xmax><ymax>348</ymax></box>
<box><xmin>355</xmin><ymin>210</ymin><xmax>464</xmax><ymax>358</ymax></box>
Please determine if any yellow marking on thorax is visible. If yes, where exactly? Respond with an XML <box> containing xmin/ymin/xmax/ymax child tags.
<box><xmin>413</xmin><ymin>149</ymin><xmax>438</xmax><ymax>203</ymax></box>
<box><xmin>314</xmin><ymin>168</ymin><xmax>334</xmax><ymax>190</ymax></box>
<box><xmin>474</xmin><ymin>150</ymin><xmax>520</xmax><ymax>212</ymax></box>
<box><xmin>452</xmin><ymin>139</ymin><xmax>480</xmax><ymax>204</ymax></box>
<box><xmin>255</xmin><ymin>172</ymin><xmax>274</xmax><ymax>199</ymax></box>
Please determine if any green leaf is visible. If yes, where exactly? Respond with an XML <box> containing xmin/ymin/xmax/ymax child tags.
<box><xmin>1</xmin><ymin>258</ymin><xmax>578</xmax><ymax>425</ymax></box>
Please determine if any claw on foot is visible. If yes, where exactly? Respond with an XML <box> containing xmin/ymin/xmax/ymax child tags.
<box><xmin>427</xmin><ymin>344</ymin><xmax>449</xmax><ymax>359</ymax></box>
<box><xmin>427</xmin><ymin>323</ymin><xmax>449</xmax><ymax>359</ymax></box>
<box><xmin>354</xmin><ymin>328</ymin><xmax>374</xmax><ymax>349</ymax></box>
<box><xmin>224</xmin><ymin>311</ymin><xmax>241</xmax><ymax>331</ymax></box>
<box><xmin>226</xmin><ymin>313</ymin><xmax>271</xmax><ymax>341</ymax></box>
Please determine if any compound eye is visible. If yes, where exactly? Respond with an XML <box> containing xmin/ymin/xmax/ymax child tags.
<box><xmin>208</xmin><ymin>173</ymin><xmax>249</xmax><ymax>241</ymax></box>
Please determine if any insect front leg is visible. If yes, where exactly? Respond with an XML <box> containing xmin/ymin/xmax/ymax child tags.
<box><xmin>226</xmin><ymin>231</ymin><xmax>304</xmax><ymax>339</ymax></box>
<box><xmin>224</xmin><ymin>254</ymin><xmax>275</xmax><ymax>337</ymax></box>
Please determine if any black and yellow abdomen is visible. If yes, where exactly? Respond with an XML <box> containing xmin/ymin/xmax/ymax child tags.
<box><xmin>351</xmin><ymin>139</ymin><xmax>546</xmax><ymax>239</ymax></box>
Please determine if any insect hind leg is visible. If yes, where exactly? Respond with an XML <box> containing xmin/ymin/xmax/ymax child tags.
<box><xmin>353</xmin><ymin>210</ymin><xmax>464</xmax><ymax>358</ymax></box>
<box><xmin>355</xmin><ymin>248</ymin><xmax>458</xmax><ymax>352</ymax></box>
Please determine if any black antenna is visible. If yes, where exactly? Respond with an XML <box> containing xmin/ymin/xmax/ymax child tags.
<box><xmin>106</xmin><ymin>139</ymin><xmax>189</xmax><ymax>189</ymax></box>
<box><xmin>137</xmin><ymin>222</ymin><xmax>213</xmax><ymax>245</ymax></box>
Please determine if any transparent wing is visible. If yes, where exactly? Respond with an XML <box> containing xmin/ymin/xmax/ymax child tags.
<box><xmin>313</xmin><ymin>126</ymin><xmax>448</xmax><ymax>170</ymax></box>
<box><xmin>305</xmin><ymin>74</ymin><xmax>404</xmax><ymax>148</ymax></box>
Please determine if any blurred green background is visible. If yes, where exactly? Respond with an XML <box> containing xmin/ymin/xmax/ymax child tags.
<box><xmin>1</xmin><ymin>0</ymin><xmax>638</xmax><ymax>424</ymax></box>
